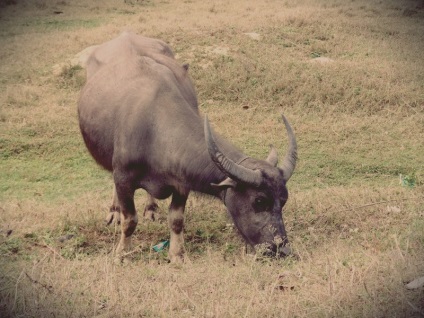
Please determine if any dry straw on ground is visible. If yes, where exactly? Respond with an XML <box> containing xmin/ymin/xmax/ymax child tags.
<box><xmin>1</xmin><ymin>0</ymin><xmax>423</xmax><ymax>317</ymax></box>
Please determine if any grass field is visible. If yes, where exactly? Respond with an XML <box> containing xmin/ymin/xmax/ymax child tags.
<box><xmin>1</xmin><ymin>0</ymin><xmax>423</xmax><ymax>317</ymax></box>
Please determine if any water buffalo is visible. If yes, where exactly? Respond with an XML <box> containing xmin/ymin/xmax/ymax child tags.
<box><xmin>78</xmin><ymin>32</ymin><xmax>297</xmax><ymax>263</ymax></box>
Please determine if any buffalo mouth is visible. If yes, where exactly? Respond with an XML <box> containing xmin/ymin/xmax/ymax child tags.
<box><xmin>255</xmin><ymin>242</ymin><xmax>292</xmax><ymax>258</ymax></box>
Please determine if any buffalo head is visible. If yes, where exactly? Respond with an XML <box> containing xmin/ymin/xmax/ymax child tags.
<box><xmin>204</xmin><ymin>115</ymin><xmax>297</xmax><ymax>257</ymax></box>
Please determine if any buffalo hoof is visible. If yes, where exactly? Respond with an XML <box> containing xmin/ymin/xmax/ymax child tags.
<box><xmin>106</xmin><ymin>210</ymin><xmax>121</xmax><ymax>225</ymax></box>
<box><xmin>169</xmin><ymin>254</ymin><xmax>184</xmax><ymax>265</ymax></box>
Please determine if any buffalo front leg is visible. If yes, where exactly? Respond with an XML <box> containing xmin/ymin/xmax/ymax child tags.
<box><xmin>113</xmin><ymin>174</ymin><xmax>138</xmax><ymax>257</ymax></box>
<box><xmin>168</xmin><ymin>192</ymin><xmax>188</xmax><ymax>263</ymax></box>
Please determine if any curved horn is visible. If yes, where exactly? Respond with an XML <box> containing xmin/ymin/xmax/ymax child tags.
<box><xmin>280</xmin><ymin>115</ymin><xmax>297</xmax><ymax>181</ymax></box>
<box><xmin>204</xmin><ymin>116</ymin><xmax>263</xmax><ymax>186</ymax></box>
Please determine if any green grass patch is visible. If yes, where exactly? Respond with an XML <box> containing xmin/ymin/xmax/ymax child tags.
<box><xmin>0</xmin><ymin>17</ymin><xmax>102</xmax><ymax>37</ymax></box>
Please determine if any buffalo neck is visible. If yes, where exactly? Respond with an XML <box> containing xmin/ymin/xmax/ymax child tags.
<box><xmin>158</xmin><ymin>115</ymin><xmax>245</xmax><ymax>198</ymax></box>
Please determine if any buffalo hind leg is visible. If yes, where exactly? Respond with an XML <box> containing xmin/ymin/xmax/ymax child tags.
<box><xmin>168</xmin><ymin>192</ymin><xmax>188</xmax><ymax>263</ymax></box>
<box><xmin>143</xmin><ymin>194</ymin><xmax>158</xmax><ymax>221</ymax></box>
<box><xmin>107</xmin><ymin>188</ymin><xmax>157</xmax><ymax>224</ymax></box>
<box><xmin>106</xmin><ymin>185</ymin><xmax>121</xmax><ymax>225</ymax></box>
<box><xmin>113</xmin><ymin>173</ymin><xmax>138</xmax><ymax>257</ymax></box>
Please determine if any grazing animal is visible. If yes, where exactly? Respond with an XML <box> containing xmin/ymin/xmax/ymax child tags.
<box><xmin>78</xmin><ymin>32</ymin><xmax>297</xmax><ymax>263</ymax></box>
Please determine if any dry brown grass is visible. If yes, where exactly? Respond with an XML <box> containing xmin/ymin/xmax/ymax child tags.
<box><xmin>1</xmin><ymin>192</ymin><xmax>423</xmax><ymax>317</ymax></box>
<box><xmin>1</xmin><ymin>0</ymin><xmax>424</xmax><ymax>317</ymax></box>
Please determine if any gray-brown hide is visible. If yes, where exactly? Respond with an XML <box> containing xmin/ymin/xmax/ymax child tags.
<box><xmin>78</xmin><ymin>32</ymin><xmax>297</xmax><ymax>263</ymax></box>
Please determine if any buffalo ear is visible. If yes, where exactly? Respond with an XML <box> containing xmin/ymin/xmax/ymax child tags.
<box><xmin>211</xmin><ymin>178</ymin><xmax>236</xmax><ymax>190</ymax></box>
<box><xmin>266</xmin><ymin>145</ymin><xmax>278</xmax><ymax>167</ymax></box>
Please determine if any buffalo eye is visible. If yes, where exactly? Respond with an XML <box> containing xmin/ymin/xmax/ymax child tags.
<box><xmin>253</xmin><ymin>196</ymin><xmax>270</xmax><ymax>212</ymax></box>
